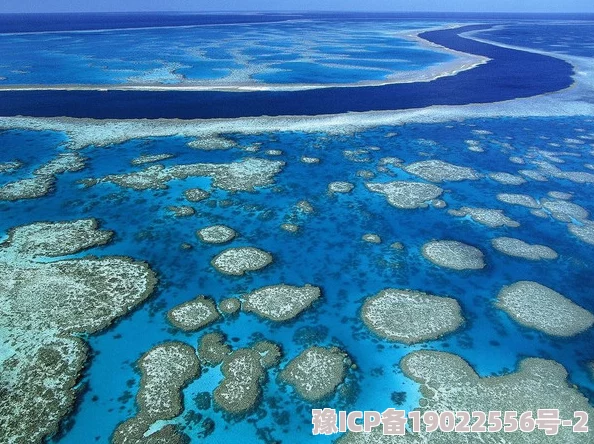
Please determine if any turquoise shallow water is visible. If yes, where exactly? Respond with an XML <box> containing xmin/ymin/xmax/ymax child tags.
<box><xmin>1</xmin><ymin>116</ymin><xmax>593</xmax><ymax>443</ymax></box>
<box><xmin>0</xmin><ymin>20</ymin><xmax>452</xmax><ymax>86</ymax></box>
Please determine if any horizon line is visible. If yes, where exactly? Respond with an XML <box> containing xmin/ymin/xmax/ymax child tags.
<box><xmin>1</xmin><ymin>10</ymin><xmax>594</xmax><ymax>15</ymax></box>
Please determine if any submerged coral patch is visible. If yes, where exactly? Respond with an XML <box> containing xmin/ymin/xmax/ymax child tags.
<box><xmin>366</xmin><ymin>181</ymin><xmax>443</xmax><ymax>209</ymax></box>
<box><xmin>496</xmin><ymin>193</ymin><xmax>540</xmax><ymax>209</ymax></box>
<box><xmin>242</xmin><ymin>284</ymin><xmax>321</xmax><ymax>321</ymax></box>
<box><xmin>112</xmin><ymin>342</ymin><xmax>200</xmax><ymax>444</ymax></box>
<box><xmin>489</xmin><ymin>172</ymin><xmax>526</xmax><ymax>185</ymax></box>
<box><xmin>448</xmin><ymin>206</ymin><xmax>520</xmax><ymax>228</ymax></box>
<box><xmin>0</xmin><ymin>218</ymin><xmax>113</xmax><ymax>258</ymax></box>
<box><xmin>491</xmin><ymin>237</ymin><xmax>558</xmax><ymax>260</ymax></box>
<box><xmin>422</xmin><ymin>240</ymin><xmax>485</xmax><ymax>270</ymax></box>
<box><xmin>131</xmin><ymin>153</ymin><xmax>174</xmax><ymax>165</ymax></box>
<box><xmin>167</xmin><ymin>296</ymin><xmax>220</xmax><ymax>331</ymax></box>
<box><xmin>0</xmin><ymin>220</ymin><xmax>156</xmax><ymax>444</ymax></box>
<box><xmin>187</xmin><ymin>135</ymin><xmax>237</xmax><ymax>150</ymax></box>
<box><xmin>213</xmin><ymin>349</ymin><xmax>264</xmax><ymax>414</ymax></box>
<box><xmin>362</xmin><ymin>233</ymin><xmax>382</xmax><ymax>244</ymax></box>
<box><xmin>403</xmin><ymin>159</ymin><xmax>481</xmax><ymax>182</ymax></box>
<box><xmin>339</xmin><ymin>351</ymin><xmax>594</xmax><ymax>443</ymax></box>
<box><xmin>496</xmin><ymin>281</ymin><xmax>594</xmax><ymax>337</ymax></box>
<box><xmin>197</xmin><ymin>225</ymin><xmax>237</xmax><ymax>244</ymax></box>
<box><xmin>328</xmin><ymin>181</ymin><xmax>354</xmax><ymax>194</ymax></box>
<box><xmin>218</xmin><ymin>297</ymin><xmax>241</xmax><ymax>316</ymax></box>
<box><xmin>184</xmin><ymin>187</ymin><xmax>210</xmax><ymax>202</ymax></box>
<box><xmin>166</xmin><ymin>205</ymin><xmax>195</xmax><ymax>217</ymax></box>
<box><xmin>361</xmin><ymin>289</ymin><xmax>463</xmax><ymax>344</ymax></box>
<box><xmin>541</xmin><ymin>199</ymin><xmax>589</xmax><ymax>222</ymax></box>
<box><xmin>82</xmin><ymin>158</ymin><xmax>285</xmax><ymax>192</ymax></box>
<box><xmin>279</xmin><ymin>346</ymin><xmax>351</xmax><ymax>402</ymax></box>
<box><xmin>0</xmin><ymin>160</ymin><xmax>22</xmax><ymax>173</ymax></box>
<box><xmin>211</xmin><ymin>247</ymin><xmax>272</xmax><ymax>275</ymax></box>
<box><xmin>198</xmin><ymin>332</ymin><xmax>232</xmax><ymax>366</ymax></box>
<box><xmin>568</xmin><ymin>221</ymin><xmax>594</xmax><ymax>245</ymax></box>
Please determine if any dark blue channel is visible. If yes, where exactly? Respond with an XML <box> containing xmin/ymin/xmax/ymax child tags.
<box><xmin>0</xmin><ymin>24</ymin><xmax>574</xmax><ymax>119</ymax></box>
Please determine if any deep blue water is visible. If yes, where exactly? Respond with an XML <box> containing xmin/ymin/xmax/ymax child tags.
<box><xmin>475</xmin><ymin>22</ymin><xmax>594</xmax><ymax>58</ymax></box>
<box><xmin>1</xmin><ymin>116</ymin><xmax>594</xmax><ymax>443</ymax></box>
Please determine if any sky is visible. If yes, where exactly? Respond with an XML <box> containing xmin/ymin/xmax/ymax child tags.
<box><xmin>1</xmin><ymin>0</ymin><xmax>593</xmax><ymax>14</ymax></box>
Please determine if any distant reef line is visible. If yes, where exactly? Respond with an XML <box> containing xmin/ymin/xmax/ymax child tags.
<box><xmin>0</xmin><ymin>24</ymin><xmax>574</xmax><ymax>119</ymax></box>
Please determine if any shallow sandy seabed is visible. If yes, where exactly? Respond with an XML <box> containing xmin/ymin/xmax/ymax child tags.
<box><xmin>0</xmin><ymin>219</ymin><xmax>156</xmax><ymax>444</ymax></box>
<box><xmin>366</xmin><ymin>181</ymin><xmax>443</xmax><ymax>209</ymax></box>
<box><xmin>211</xmin><ymin>246</ymin><xmax>272</xmax><ymax>276</ymax></box>
<box><xmin>496</xmin><ymin>281</ymin><xmax>594</xmax><ymax>337</ymax></box>
<box><xmin>242</xmin><ymin>284</ymin><xmax>321</xmax><ymax>322</ymax></box>
<box><xmin>492</xmin><ymin>237</ymin><xmax>558</xmax><ymax>261</ymax></box>
<box><xmin>422</xmin><ymin>240</ymin><xmax>485</xmax><ymax>270</ymax></box>
<box><xmin>112</xmin><ymin>342</ymin><xmax>200</xmax><ymax>444</ymax></box>
<box><xmin>448</xmin><ymin>206</ymin><xmax>520</xmax><ymax>228</ymax></box>
<box><xmin>167</xmin><ymin>296</ymin><xmax>220</xmax><ymax>331</ymax></box>
<box><xmin>340</xmin><ymin>350</ymin><xmax>594</xmax><ymax>443</ymax></box>
<box><xmin>196</xmin><ymin>225</ymin><xmax>236</xmax><ymax>244</ymax></box>
<box><xmin>361</xmin><ymin>289</ymin><xmax>463</xmax><ymax>344</ymax></box>
<box><xmin>279</xmin><ymin>346</ymin><xmax>351</xmax><ymax>402</ymax></box>
<box><xmin>402</xmin><ymin>159</ymin><xmax>481</xmax><ymax>183</ymax></box>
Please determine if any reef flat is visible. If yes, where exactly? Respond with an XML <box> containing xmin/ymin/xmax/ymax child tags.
<box><xmin>366</xmin><ymin>181</ymin><xmax>443</xmax><ymax>209</ymax></box>
<box><xmin>422</xmin><ymin>240</ymin><xmax>485</xmax><ymax>270</ymax></box>
<box><xmin>0</xmin><ymin>152</ymin><xmax>85</xmax><ymax>201</ymax></box>
<box><xmin>340</xmin><ymin>350</ymin><xmax>594</xmax><ymax>443</ymax></box>
<box><xmin>496</xmin><ymin>281</ymin><xmax>594</xmax><ymax>337</ymax></box>
<box><xmin>209</xmin><ymin>336</ymin><xmax>282</xmax><ymax>414</ymax></box>
<box><xmin>361</xmin><ymin>289</ymin><xmax>464</xmax><ymax>344</ymax></box>
<box><xmin>0</xmin><ymin>219</ymin><xmax>156</xmax><ymax>444</ymax></box>
<box><xmin>81</xmin><ymin>158</ymin><xmax>284</xmax><ymax>192</ymax></box>
<box><xmin>196</xmin><ymin>225</ymin><xmax>237</xmax><ymax>244</ymax></box>
<box><xmin>211</xmin><ymin>247</ymin><xmax>272</xmax><ymax>276</ymax></box>
<box><xmin>242</xmin><ymin>284</ymin><xmax>321</xmax><ymax>322</ymax></box>
<box><xmin>279</xmin><ymin>346</ymin><xmax>351</xmax><ymax>402</ymax></box>
<box><xmin>167</xmin><ymin>296</ymin><xmax>220</xmax><ymax>331</ymax></box>
<box><xmin>491</xmin><ymin>237</ymin><xmax>558</xmax><ymax>261</ymax></box>
<box><xmin>112</xmin><ymin>341</ymin><xmax>200</xmax><ymax>443</ymax></box>
<box><xmin>402</xmin><ymin>159</ymin><xmax>481</xmax><ymax>183</ymax></box>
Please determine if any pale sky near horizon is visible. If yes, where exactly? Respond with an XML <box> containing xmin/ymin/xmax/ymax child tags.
<box><xmin>1</xmin><ymin>0</ymin><xmax>593</xmax><ymax>14</ymax></box>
